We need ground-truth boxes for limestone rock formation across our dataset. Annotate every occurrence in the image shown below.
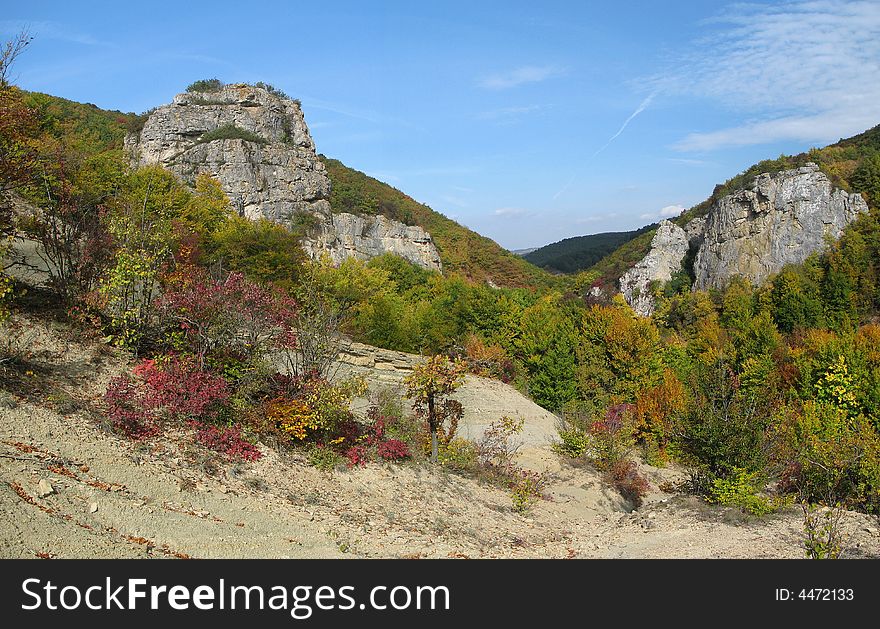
[125,83,442,272]
[619,220,689,317]
[302,213,443,270]
[693,163,867,290]
[619,163,869,316]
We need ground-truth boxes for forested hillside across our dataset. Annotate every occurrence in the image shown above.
[321,157,555,288]
[524,225,655,274]
[587,124,880,289]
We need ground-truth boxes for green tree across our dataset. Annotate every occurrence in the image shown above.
[514,294,577,411]
[101,165,190,347]
[404,355,467,463]
[850,152,880,207]
[210,215,305,290]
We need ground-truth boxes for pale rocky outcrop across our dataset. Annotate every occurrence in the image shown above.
[620,163,869,315]
[693,163,867,290]
[618,220,689,317]
[126,84,442,272]
[303,213,443,270]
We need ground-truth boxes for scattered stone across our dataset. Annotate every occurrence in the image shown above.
[37,479,55,498]
[89,502,98,513]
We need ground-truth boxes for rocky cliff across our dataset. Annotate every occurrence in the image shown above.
[125,83,442,272]
[620,163,869,315]
[619,220,689,316]
[692,163,866,290]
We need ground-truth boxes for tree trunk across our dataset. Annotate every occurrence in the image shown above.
[428,394,438,463]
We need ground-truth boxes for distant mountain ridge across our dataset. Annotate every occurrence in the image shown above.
[522,226,656,274]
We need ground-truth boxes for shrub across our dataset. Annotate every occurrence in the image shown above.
[267,375,366,443]
[195,425,261,461]
[706,467,778,516]
[605,459,650,508]
[459,334,517,383]
[437,438,479,472]
[198,124,267,145]
[377,439,410,461]
[158,268,298,369]
[588,403,636,468]
[553,427,591,458]
[134,355,230,422]
[510,469,546,513]
[345,445,368,468]
[477,416,523,464]
[186,78,224,93]
[103,374,158,440]
[307,444,344,472]
[802,504,846,559]
[253,81,289,99]
[775,400,880,512]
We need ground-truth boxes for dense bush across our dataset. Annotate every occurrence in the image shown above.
[198,124,267,145]
[195,425,262,461]
[186,78,224,93]
[605,459,650,508]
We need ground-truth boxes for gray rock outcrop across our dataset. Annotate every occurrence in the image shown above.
[693,163,867,290]
[619,163,869,315]
[125,83,442,272]
[303,213,443,270]
[619,220,689,316]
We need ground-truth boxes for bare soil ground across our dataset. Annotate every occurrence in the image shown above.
[1,313,878,559]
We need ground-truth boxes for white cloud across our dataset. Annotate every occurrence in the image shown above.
[640,204,684,220]
[478,65,566,90]
[665,157,710,166]
[575,213,619,224]
[658,0,880,151]
[477,104,546,122]
[493,207,529,218]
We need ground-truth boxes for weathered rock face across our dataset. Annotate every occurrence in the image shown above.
[126,84,442,272]
[619,163,869,315]
[619,220,689,316]
[302,213,443,269]
[693,163,867,290]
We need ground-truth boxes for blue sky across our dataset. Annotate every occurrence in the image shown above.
[3,0,880,249]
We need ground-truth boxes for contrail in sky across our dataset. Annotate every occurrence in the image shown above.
[553,91,656,200]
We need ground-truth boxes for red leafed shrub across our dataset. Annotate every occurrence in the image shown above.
[104,374,158,440]
[158,266,298,367]
[195,425,262,461]
[133,355,230,421]
[377,439,410,461]
[345,445,368,468]
[606,459,650,508]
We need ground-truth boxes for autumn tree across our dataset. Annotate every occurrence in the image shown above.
[0,30,36,219]
[404,355,467,463]
[19,147,123,300]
